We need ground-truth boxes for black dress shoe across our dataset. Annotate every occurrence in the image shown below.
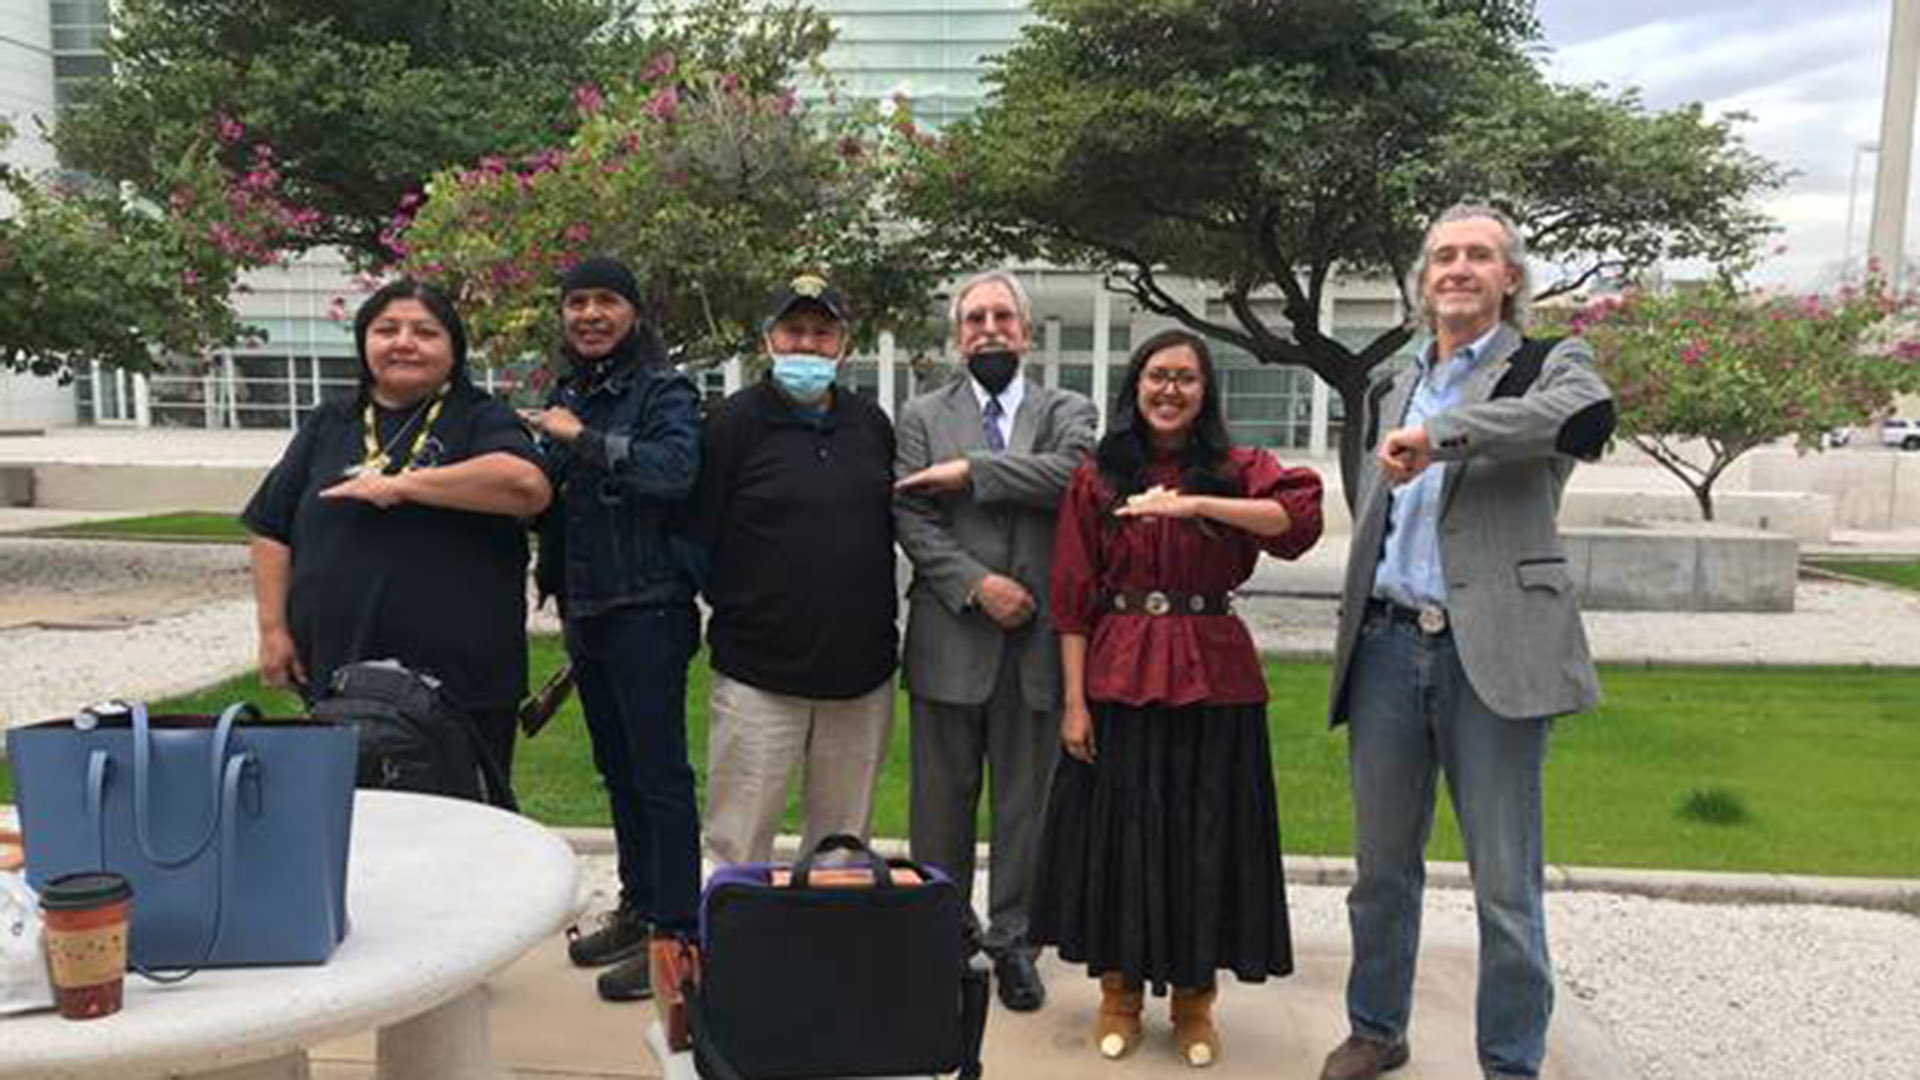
[993,950,1046,1012]
[596,952,655,1002]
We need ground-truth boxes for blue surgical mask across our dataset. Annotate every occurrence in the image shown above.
[770,354,837,403]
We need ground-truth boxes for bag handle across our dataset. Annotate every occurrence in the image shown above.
[129,750,260,985]
[789,833,892,890]
[130,702,256,869]
[82,705,262,984]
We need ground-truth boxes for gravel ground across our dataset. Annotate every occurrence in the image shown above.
[572,854,1920,1080]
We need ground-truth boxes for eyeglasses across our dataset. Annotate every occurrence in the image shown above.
[1141,369,1202,390]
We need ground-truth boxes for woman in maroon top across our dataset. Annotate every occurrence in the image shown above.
[1030,328,1323,1067]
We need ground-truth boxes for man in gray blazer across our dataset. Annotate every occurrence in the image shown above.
[894,269,1098,1012]
[1320,205,1615,1080]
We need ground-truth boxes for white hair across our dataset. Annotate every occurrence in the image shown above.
[947,269,1033,340]
[1407,202,1533,330]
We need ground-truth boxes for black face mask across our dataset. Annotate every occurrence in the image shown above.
[967,349,1020,396]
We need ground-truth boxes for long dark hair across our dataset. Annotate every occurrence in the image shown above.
[352,278,471,406]
[1095,328,1239,507]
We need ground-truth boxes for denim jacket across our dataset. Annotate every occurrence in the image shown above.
[534,350,702,618]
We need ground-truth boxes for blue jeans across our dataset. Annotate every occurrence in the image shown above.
[569,603,702,936]
[1343,610,1552,1079]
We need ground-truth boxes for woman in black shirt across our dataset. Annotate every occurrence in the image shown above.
[243,279,550,775]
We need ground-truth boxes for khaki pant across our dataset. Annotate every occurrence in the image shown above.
[703,673,894,865]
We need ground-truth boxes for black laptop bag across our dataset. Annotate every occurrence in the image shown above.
[685,834,989,1080]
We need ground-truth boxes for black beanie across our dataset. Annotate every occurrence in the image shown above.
[560,255,643,310]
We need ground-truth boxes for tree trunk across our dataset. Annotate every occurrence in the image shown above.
[1691,482,1716,522]
[1335,379,1371,515]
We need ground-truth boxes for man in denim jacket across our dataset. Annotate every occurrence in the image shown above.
[528,256,702,1003]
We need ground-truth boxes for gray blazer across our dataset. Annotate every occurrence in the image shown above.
[1329,324,1615,725]
[894,376,1099,709]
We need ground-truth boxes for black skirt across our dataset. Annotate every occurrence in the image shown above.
[1029,701,1292,991]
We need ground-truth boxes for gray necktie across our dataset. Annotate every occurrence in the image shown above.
[982,396,1006,451]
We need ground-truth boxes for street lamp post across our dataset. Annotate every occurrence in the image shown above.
[1869,0,1920,288]
[1846,142,1880,281]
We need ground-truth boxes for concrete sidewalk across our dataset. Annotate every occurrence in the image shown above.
[309,933,1639,1080]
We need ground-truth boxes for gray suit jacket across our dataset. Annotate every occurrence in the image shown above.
[1329,324,1615,725]
[894,375,1099,709]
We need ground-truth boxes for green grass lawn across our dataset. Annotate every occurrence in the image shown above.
[35,511,248,543]
[5,651,1918,878]
[1806,558,1920,592]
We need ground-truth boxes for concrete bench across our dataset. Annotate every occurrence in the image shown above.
[1559,489,1834,545]
[0,466,32,507]
[1565,524,1797,613]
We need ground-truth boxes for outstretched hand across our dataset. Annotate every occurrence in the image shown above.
[894,458,971,494]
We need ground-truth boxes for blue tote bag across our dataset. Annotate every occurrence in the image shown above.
[7,701,357,972]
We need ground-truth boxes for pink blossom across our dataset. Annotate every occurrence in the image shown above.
[1680,341,1708,366]
[643,86,679,122]
[562,223,592,246]
[398,192,424,211]
[180,268,199,289]
[573,84,605,116]
[642,51,677,82]
[719,72,741,95]
[214,113,245,144]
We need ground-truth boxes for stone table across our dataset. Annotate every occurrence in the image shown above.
[0,790,578,1079]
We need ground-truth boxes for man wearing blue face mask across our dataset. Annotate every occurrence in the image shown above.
[681,273,900,867]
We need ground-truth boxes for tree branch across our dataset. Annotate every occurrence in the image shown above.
[1104,264,1264,358]
[1535,259,1625,304]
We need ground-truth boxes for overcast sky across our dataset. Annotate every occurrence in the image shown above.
[1534,0,1890,289]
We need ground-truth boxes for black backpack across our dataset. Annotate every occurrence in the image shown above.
[310,660,517,812]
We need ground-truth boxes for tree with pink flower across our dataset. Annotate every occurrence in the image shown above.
[1570,278,1920,520]
[0,120,304,375]
[397,51,955,367]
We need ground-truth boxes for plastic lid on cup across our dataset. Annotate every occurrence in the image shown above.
[39,871,133,910]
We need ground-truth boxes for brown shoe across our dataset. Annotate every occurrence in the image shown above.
[1093,972,1144,1059]
[1320,1034,1410,1080]
[1170,985,1219,1068]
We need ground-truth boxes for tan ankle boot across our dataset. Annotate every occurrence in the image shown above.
[1094,972,1144,1059]
[1171,985,1219,1067]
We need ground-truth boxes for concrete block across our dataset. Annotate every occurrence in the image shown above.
[1558,488,1833,544]
[1742,448,1920,530]
[1564,524,1796,613]
[1696,529,1798,612]
[29,462,266,512]
[0,465,31,507]
[1572,527,1696,611]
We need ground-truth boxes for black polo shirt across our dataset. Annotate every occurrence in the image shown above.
[682,378,898,699]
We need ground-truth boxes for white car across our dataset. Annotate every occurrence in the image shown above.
[1884,418,1920,451]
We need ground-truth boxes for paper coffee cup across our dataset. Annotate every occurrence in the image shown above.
[39,872,133,1021]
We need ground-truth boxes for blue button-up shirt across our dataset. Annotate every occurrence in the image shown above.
[1371,326,1500,609]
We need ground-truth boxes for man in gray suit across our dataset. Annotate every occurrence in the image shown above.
[894,269,1098,1012]
[1320,205,1615,1080]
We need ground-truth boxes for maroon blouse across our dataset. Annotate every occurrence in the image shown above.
[1050,447,1324,707]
